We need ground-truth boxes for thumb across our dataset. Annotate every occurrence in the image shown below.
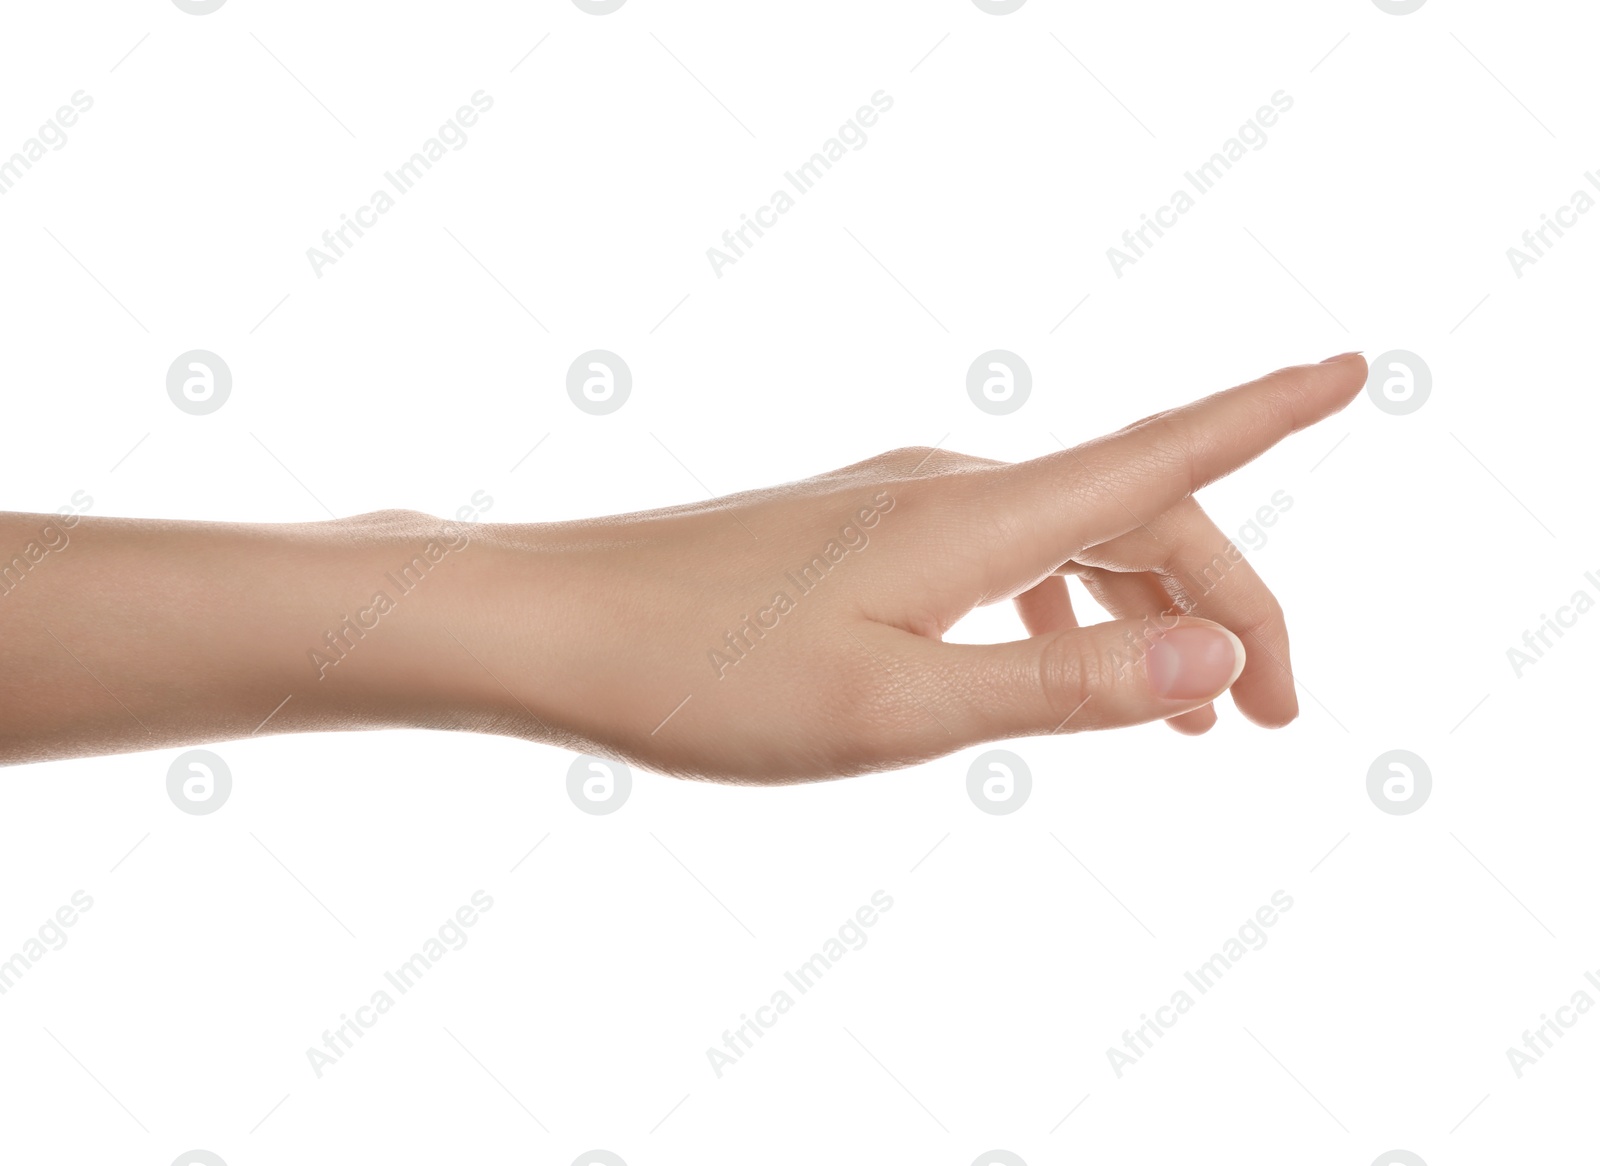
[892,617,1246,745]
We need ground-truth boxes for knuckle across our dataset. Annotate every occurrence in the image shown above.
[1036,630,1113,726]
[1243,595,1287,653]
[1145,412,1201,496]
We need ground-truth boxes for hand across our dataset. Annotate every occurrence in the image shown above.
[461,352,1368,781]
[0,353,1367,781]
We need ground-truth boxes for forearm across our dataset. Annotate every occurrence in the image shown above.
[0,509,543,764]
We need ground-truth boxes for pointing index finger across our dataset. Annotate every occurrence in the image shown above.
[1010,353,1367,557]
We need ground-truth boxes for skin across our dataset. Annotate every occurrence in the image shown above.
[0,353,1367,781]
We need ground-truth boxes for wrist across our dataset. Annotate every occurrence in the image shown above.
[317,510,603,751]
[291,510,522,735]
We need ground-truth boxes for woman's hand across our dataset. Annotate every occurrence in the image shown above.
[456,352,1367,781]
[0,353,1367,781]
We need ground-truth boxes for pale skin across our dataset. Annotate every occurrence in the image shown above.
[0,353,1367,781]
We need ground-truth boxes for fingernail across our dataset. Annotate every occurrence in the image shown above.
[1320,350,1363,362]
[1148,626,1246,701]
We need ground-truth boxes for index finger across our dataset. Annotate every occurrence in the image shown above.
[1004,353,1367,561]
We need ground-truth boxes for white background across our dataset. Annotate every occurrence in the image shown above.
[1,1,1596,1163]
